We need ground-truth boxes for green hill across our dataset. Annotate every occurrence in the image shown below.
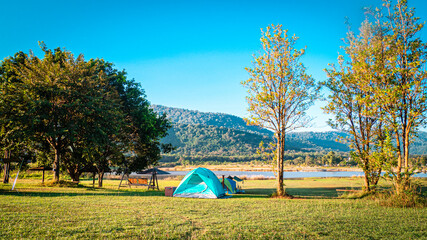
[153,105,427,163]
[152,105,272,136]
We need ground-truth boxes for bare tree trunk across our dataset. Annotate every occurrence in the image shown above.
[3,163,10,184]
[395,131,403,195]
[276,132,285,196]
[363,174,370,192]
[67,168,81,183]
[98,170,104,187]
[53,148,60,182]
[2,150,10,184]
[372,169,381,190]
[403,128,411,191]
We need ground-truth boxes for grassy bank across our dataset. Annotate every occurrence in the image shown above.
[0,178,426,239]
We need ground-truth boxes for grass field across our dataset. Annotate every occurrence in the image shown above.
[0,177,426,239]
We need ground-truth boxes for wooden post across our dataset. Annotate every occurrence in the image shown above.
[222,175,225,189]
[118,171,126,190]
[42,169,45,183]
[148,174,153,190]
[155,171,159,190]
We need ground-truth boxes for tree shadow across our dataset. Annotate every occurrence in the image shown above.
[0,186,361,199]
[0,188,165,197]
[230,187,365,199]
[226,187,276,199]
[286,187,349,199]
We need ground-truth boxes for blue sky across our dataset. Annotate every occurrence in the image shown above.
[1,0,426,131]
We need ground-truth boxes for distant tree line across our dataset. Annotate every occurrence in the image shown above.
[0,43,171,186]
[160,151,359,167]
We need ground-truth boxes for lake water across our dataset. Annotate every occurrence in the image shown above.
[166,170,427,178]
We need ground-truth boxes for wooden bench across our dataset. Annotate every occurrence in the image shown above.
[128,178,148,188]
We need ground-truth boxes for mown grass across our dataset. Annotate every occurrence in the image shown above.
[0,177,426,239]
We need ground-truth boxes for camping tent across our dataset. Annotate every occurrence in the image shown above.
[233,176,245,193]
[221,177,237,194]
[173,168,226,199]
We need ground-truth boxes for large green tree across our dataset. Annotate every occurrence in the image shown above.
[60,59,123,184]
[0,52,31,183]
[16,44,121,182]
[242,24,318,196]
[323,20,389,192]
[375,0,427,193]
[112,73,172,176]
[2,44,172,185]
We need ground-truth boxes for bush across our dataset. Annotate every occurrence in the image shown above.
[371,190,426,208]
[368,180,426,208]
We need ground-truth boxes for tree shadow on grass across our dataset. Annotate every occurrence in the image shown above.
[0,187,165,197]
[286,187,344,199]
[231,187,364,199]
[0,184,368,199]
[230,189,274,199]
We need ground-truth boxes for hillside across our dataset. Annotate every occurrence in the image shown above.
[161,123,271,156]
[153,105,427,161]
[152,105,272,136]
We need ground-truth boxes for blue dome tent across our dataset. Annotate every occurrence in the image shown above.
[173,168,226,199]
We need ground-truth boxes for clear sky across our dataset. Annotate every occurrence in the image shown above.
[1,0,426,131]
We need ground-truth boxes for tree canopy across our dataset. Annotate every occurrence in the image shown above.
[0,43,171,184]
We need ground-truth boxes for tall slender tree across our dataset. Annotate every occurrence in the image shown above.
[242,24,318,196]
[323,20,389,192]
[373,0,427,193]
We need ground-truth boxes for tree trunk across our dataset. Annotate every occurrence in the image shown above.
[276,132,285,196]
[53,148,60,182]
[98,170,104,187]
[403,128,410,191]
[363,174,370,192]
[67,167,81,183]
[395,131,403,195]
[3,162,10,184]
[371,169,381,190]
[2,150,10,184]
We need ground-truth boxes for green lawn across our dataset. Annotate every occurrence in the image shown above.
[0,177,426,239]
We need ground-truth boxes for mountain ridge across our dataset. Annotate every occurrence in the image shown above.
[152,104,427,156]
[152,104,273,136]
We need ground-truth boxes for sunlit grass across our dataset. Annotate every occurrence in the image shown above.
[0,178,426,239]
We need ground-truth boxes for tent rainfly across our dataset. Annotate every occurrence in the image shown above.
[221,177,237,194]
[173,167,226,199]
